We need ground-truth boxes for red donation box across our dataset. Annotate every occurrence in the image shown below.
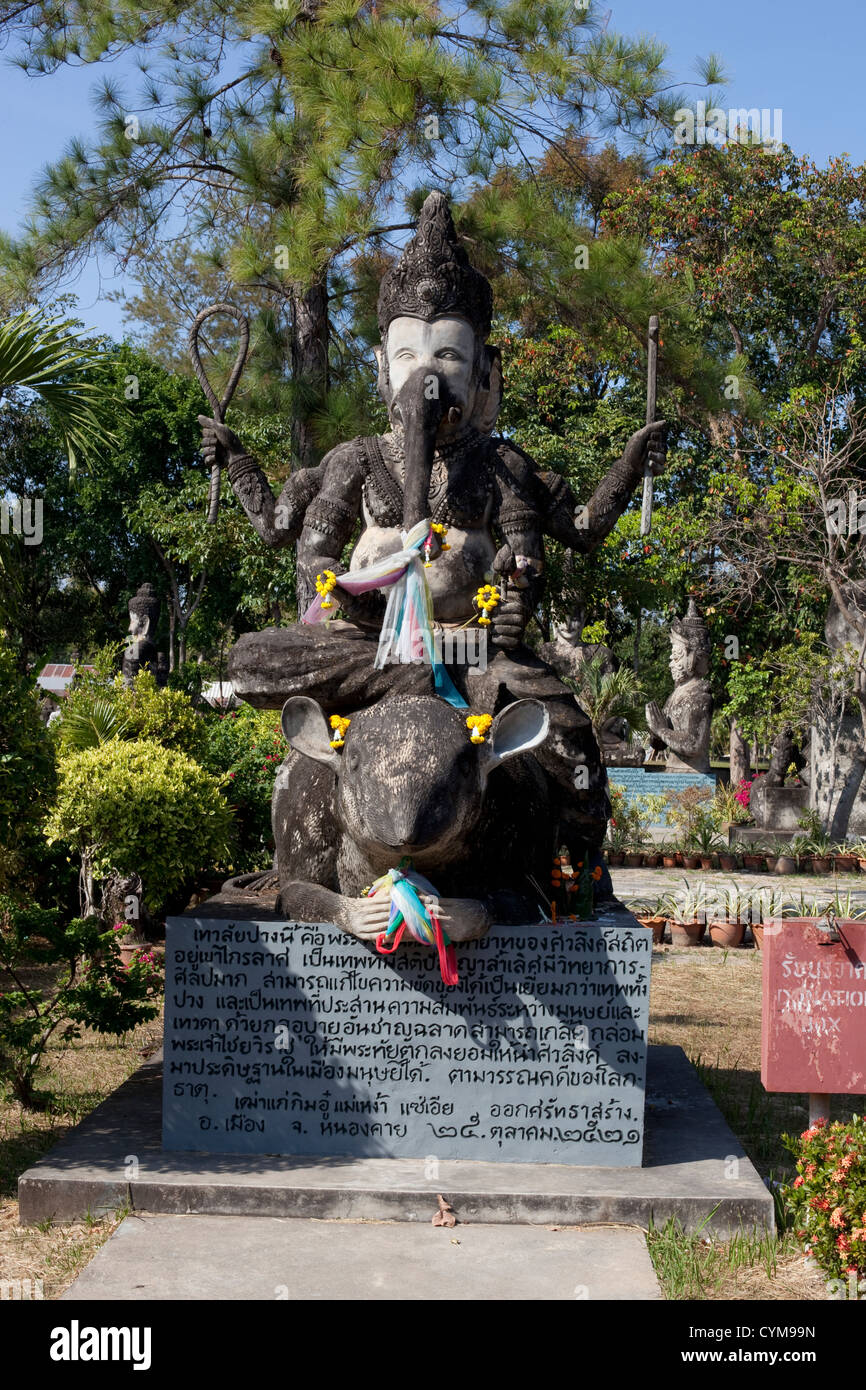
[761,919,866,1095]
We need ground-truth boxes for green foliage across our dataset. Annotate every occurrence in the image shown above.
[562,653,645,756]
[197,706,288,873]
[783,1116,866,1283]
[0,640,56,895]
[722,637,826,743]
[45,739,233,913]
[0,896,162,1109]
[57,670,206,757]
[605,786,666,852]
[0,312,118,470]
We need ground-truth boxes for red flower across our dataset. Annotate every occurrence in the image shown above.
[793,1175,804,1188]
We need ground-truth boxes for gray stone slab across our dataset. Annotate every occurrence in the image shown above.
[18,1045,773,1237]
[61,1214,661,1301]
[163,914,650,1166]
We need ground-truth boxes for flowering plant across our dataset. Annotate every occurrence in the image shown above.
[782,1115,866,1281]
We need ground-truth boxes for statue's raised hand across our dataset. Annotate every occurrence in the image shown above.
[198,415,246,467]
[622,420,667,480]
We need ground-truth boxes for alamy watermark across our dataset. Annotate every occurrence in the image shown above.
[673,101,783,148]
[1,497,43,545]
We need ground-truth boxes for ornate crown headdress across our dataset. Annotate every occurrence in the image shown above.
[377,191,493,339]
[128,583,160,620]
[671,598,710,655]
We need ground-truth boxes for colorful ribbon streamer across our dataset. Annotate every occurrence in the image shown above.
[302,518,467,709]
[366,866,459,987]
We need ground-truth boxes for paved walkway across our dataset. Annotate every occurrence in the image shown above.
[61,1214,661,1301]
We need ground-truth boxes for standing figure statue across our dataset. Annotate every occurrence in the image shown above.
[200,192,667,938]
[121,583,167,688]
[645,599,713,775]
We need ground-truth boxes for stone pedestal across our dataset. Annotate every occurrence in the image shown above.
[162,911,651,1167]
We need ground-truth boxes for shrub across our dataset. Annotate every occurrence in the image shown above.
[45,739,234,913]
[0,641,56,895]
[57,669,205,757]
[197,706,287,872]
[783,1115,866,1282]
[0,895,162,1108]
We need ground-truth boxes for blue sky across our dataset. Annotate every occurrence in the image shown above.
[0,0,862,341]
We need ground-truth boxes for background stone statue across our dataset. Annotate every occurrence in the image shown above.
[645,599,713,775]
[121,583,167,688]
[200,191,668,935]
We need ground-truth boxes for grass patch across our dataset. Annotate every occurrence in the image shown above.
[647,1215,825,1301]
[0,961,162,1299]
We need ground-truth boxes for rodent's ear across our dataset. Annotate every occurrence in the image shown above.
[481,698,549,776]
[281,697,340,771]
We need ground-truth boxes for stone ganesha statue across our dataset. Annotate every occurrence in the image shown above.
[200,191,667,938]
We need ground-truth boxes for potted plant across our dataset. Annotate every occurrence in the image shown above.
[692,817,724,870]
[749,886,790,949]
[741,844,767,871]
[661,879,708,947]
[771,840,799,875]
[660,840,679,870]
[832,842,858,873]
[853,841,866,873]
[624,841,644,868]
[627,896,667,944]
[718,844,739,872]
[707,882,746,948]
[604,789,629,866]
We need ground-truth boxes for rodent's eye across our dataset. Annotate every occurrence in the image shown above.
[456,750,474,780]
[346,751,360,774]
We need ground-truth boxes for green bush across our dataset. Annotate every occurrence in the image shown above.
[198,706,287,872]
[0,641,56,895]
[57,669,205,757]
[45,739,234,913]
[0,895,162,1108]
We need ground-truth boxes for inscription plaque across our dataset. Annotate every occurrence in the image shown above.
[163,917,651,1166]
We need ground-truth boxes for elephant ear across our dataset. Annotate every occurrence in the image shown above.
[281,697,340,770]
[480,698,549,778]
[469,346,502,435]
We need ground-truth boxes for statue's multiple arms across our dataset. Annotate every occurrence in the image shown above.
[539,421,667,553]
[199,416,323,547]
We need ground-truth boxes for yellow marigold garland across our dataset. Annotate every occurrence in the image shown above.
[329,715,351,748]
[315,570,338,609]
[466,713,493,744]
[474,583,500,626]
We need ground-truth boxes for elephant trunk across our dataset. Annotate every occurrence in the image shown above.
[392,366,461,532]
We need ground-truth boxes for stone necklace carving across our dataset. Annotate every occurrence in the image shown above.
[363,430,495,529]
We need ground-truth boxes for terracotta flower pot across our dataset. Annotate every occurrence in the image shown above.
[811,857,831,873]
[668,920,705,947]
[682,854,701,870]
[638,915,666,944]
[708,919,746,948]
[607,852,625,866]
[624,852,643,867]
[719,855,738,871]
[764,855,778,873]
[774,855,797,875]
[662,855,677,869]
[859,858,866,873]
[751,924,765,950]
[743,854,765,870]
[699,855,713,870]
[643,852,662,868]
[834,855,857,872]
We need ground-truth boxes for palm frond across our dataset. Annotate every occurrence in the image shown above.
[57,698,130,750]
[0,312,119,468]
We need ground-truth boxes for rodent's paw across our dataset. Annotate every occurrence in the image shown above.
[341,894,392,941]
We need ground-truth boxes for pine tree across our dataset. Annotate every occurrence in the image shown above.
[0,0,723,464]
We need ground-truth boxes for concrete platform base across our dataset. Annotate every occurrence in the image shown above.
[61,1214,662,1301]
[19,1045,773,1237]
